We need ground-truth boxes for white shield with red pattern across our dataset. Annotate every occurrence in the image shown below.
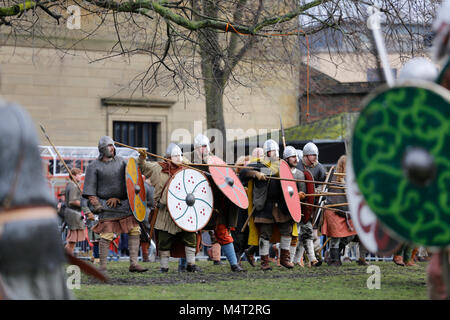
[167,168,214,232]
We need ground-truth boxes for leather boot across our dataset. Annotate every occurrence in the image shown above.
[141,242,150,262]
[280,249,294,269]
[244,248,256,267]
[260,255,272,271]
[128,235,148,272]
[393,255,405,266]
[231,264,246,272]
[99,238,110,272]
[357,244,369,265]
[328,248,342,266]
[411,248,419,262]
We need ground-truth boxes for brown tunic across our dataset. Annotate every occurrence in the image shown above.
[138,159,182,235]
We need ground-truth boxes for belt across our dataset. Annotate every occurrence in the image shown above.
[0,206,56,226]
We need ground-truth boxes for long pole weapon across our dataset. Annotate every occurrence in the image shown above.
[280,115,286,149]
[115,141,347,187]
[40,125,82,194]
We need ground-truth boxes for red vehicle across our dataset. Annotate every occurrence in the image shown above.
[39,146,140,201]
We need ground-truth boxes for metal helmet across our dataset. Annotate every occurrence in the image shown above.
[263,139,279,154]
[251,147,264,159]
[398,57,438,82]
[194,134,210,152]
[165,143,182,158]
[98,136,115,159]
[283,146,298,161]
[297,149,303,159]
[303,142,319,156]
[432,0,450,61]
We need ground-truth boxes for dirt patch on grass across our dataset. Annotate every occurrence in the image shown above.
[86,266,368,286]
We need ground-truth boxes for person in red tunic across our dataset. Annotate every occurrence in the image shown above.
[321,155,369,266]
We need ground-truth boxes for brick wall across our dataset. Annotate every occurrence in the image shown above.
[298,64,380,123]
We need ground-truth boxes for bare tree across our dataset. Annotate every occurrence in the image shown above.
[0,0,439,142]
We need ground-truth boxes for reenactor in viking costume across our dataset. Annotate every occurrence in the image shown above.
[428,1,450,299]
[282,146,307,265]
[137,143,202,272]
[297,142,326,184]
[294,142,325,267]
[0,102,72,299]
[184,134,245,272]
[239,139,295,270]
[392,57,440,269]
[64,167,93,254]
[241,148,264,267]
[82,136,148,273]
[321,155,369,266]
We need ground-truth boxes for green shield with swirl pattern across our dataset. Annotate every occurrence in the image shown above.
[351,83,450,248]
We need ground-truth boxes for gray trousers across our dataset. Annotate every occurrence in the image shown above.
[257,222,293,240]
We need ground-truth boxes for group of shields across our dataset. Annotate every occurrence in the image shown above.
[124,60,450,269]
[125,155,309,233]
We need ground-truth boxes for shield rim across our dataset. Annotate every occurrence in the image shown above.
[207,155,249,209]
[166,168,214,232]
[279,159,302,223]
[126,157,147,222]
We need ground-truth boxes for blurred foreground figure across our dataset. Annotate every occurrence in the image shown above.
[0,101,72,299]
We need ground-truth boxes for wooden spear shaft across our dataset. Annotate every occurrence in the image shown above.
[319,237,331,253]
[300,202,348,215]
[324,202,349,208]
[113,141,207,175]
[304,193,347,197]
[115,142,348,187]
[40,125,82,193]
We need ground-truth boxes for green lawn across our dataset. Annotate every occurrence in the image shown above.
[72,260,429,300]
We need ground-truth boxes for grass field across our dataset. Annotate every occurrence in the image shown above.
[73,259,429,300]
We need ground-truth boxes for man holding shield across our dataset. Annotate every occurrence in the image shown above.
[138,143,201,273]
[239,139,296,270]
[82,136,148,273]
[183,134,246,272]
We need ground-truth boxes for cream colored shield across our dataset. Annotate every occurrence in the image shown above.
[167,168,214,232]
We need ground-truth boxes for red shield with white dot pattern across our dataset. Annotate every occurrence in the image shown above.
[166,168,214,232]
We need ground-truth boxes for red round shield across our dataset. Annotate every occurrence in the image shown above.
[207,155,248,209]
[279,160,301,223]
[301,170,315,224]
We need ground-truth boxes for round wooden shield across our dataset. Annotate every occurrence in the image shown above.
[279,160,301,223]
[167,168,214,232]
[437,58,450,90]
[126,157,147,222]
[347,158,402,256]
[351,83,450,248]
[207,155,249,209]
[301,170,315,224]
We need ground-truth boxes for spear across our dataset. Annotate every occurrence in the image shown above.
[280,115,286,149]
[324,202,349,208]
[304,192,347,197]
[300,201,348,215]
[40,125,82,194]
[115,142,347,187]
[113,141,208,175]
